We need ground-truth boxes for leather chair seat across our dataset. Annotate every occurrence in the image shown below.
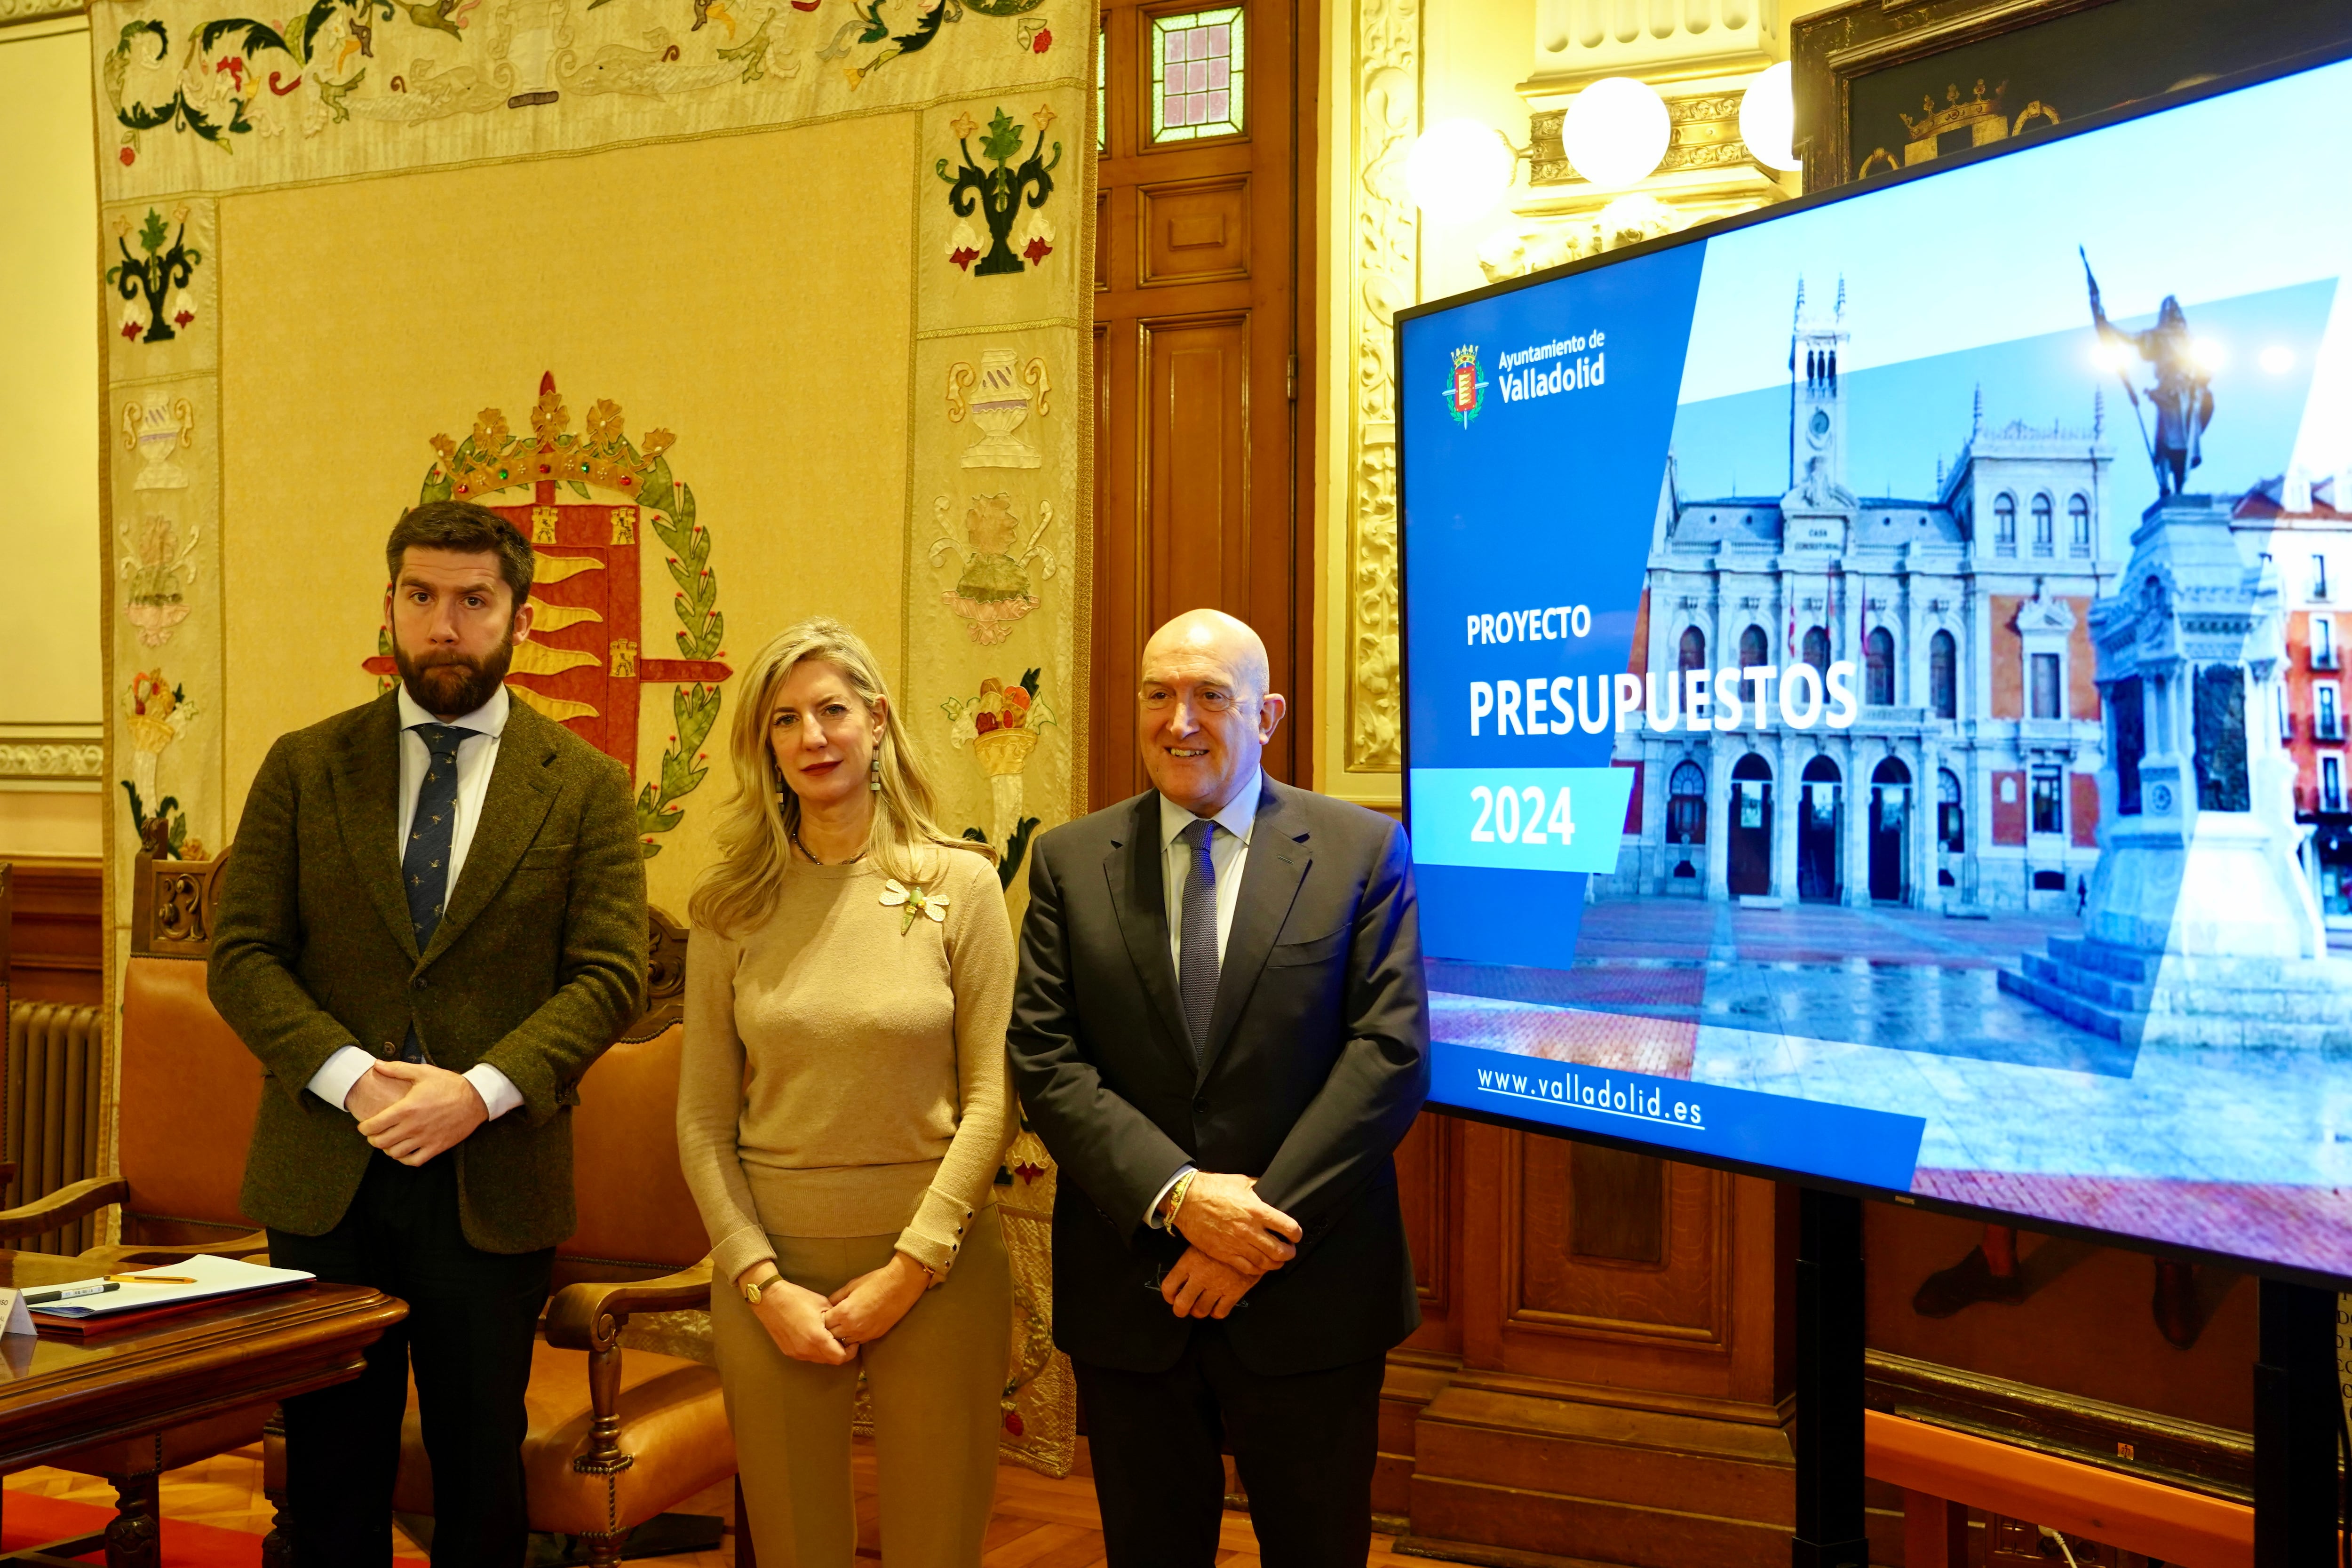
[391,1337,734,1536]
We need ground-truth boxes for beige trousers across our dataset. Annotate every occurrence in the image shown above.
[711,1206,1010,1568]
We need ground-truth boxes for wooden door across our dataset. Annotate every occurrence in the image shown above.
[1090,0,1312,809]
[1381,1117,1796,1561]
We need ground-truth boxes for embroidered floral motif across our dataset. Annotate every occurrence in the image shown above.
[121,670,202,860]
[101,9,369,154]
[106,208,201,346]
[99,0,818,159]
[122,513,201,647]
[930,491,1056,643]
[945,669,1055,888]
[936,105,1060,277]
[879,877,950,932]
[817,0,963,87]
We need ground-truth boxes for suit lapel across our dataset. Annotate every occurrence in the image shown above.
[1103,793,1194,1071]
[1198,780,1311,1083]
[419,700,559,969]
[332,692,420,965]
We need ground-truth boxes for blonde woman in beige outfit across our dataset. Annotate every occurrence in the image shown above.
[679,617,1016,1568]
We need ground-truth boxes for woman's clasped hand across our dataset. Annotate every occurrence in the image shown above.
[741,1270,854,1364]
[821,1251,932,1346]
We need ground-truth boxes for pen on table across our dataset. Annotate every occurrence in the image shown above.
[107,1274,198,1284]
[24,1282,120,1305]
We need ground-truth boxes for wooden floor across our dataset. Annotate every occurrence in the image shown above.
[5,1443,1428,1567]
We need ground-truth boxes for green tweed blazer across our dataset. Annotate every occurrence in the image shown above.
[208,691,648,1254]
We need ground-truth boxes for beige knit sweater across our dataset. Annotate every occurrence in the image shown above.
[677,844,1015,1285]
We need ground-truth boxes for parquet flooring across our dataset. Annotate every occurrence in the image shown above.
[3,1442,1429,1568]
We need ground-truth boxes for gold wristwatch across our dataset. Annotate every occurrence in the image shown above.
[741,1274,779,1305]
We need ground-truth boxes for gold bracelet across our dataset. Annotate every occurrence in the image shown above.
[1165,1170,1196,1229]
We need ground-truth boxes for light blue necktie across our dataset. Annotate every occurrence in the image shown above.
[1177,819,1220,1066]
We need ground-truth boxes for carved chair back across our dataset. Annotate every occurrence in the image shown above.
[122,852,256,1247]
[556,906,705,1289]
[117,850,697,1266]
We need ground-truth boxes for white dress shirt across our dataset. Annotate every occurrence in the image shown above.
[1145,768,1264,1225]
[304,684,524,1122]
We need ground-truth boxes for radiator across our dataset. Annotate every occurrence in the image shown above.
[5,1001,105,1255]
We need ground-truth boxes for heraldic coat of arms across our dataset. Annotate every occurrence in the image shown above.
[363,373,733,856]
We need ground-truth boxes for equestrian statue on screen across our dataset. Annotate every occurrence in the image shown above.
[2082,247,2215,498]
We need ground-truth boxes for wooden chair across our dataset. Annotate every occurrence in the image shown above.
[0,853,275,1566]
[0,852,743,1568]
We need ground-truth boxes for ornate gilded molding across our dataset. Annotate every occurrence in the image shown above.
[1345,0,1416,773]
[0,725,104,785]
[1530,93,1762,186]
[1522,0,1774,97]
[0,0,86,27]
[1474,194,1693,284]
[1494,72,1789,286]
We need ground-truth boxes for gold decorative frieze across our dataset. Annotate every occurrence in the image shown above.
[1524,0,1775,95]
[0,724,106,788]
[1343,0,1417,773]
[0,0,85,28]
[1530,93,1760,187]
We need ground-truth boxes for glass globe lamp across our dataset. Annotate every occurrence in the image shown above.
[1739,62,1803,174]
[1561,77,1670,191]
[1406,119,1518,224]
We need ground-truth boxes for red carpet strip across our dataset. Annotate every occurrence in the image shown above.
[0,1488,426,1567]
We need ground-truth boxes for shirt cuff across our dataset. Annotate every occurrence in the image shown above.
[1144,1164,1196,1230]
[462,1064,524,1122]
[306,1046,376,1112]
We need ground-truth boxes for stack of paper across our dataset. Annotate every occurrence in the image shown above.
[27,1252,315,1334]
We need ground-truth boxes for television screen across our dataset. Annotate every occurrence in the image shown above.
[1397,51,2352,1282]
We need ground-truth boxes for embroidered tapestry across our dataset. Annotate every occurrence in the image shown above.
[94,0,1094,1474]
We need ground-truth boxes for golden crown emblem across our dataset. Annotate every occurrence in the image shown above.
[428,378,677,502]
[1899,79,2007,144]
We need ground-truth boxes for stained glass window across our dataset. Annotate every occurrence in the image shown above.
[1150,7,1244,143]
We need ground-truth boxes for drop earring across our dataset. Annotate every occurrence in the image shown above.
[869,749,882,793]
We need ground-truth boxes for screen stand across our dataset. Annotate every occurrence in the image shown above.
[2254,1276,2337,1566]
[1792,1187,1870,1568]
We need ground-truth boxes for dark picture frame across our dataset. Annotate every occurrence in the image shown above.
[1790,0,2352,196]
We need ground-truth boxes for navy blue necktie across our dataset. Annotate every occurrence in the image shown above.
[1177,819,1220,1065]
[400,723,474,1061]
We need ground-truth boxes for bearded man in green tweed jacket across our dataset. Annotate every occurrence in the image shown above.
[209,500,646,1568]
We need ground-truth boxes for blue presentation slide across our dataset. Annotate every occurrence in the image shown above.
[1398,55,2352,1278]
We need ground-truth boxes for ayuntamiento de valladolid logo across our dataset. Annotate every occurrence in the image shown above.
[1446,334,1611,431]
[1446,344,1486,429]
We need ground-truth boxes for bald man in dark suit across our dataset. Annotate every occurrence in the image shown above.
[1009,609,1429,1568]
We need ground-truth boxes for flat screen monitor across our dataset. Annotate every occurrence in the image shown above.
[1397,48,2352,1284]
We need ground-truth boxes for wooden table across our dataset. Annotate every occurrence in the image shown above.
[0,1250,406,1567]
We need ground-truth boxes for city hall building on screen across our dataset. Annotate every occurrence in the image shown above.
[1604,288,2115,913]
